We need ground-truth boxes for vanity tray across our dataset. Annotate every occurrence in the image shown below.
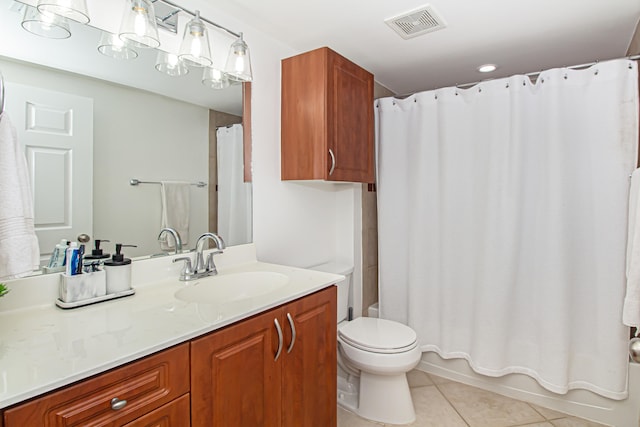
[55,289,135,309]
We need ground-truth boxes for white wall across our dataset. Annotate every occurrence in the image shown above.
[0,58,209,258]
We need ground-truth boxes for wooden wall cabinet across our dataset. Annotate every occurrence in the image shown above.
[191,286,337,427]
[281,47,375,183]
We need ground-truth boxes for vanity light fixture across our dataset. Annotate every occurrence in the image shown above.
[178,11,212,67]
[224,33,253,82]
[119,0,161,49]
[98,32,138,60]
[36,0,89,24]
[202,67,230,89]
[21,5,71,39]
[155,51,189,76]
[478,64,497,73]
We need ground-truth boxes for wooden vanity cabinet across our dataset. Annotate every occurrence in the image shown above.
[281,47,375,183]
[2,286,336,427]
[3,343,190,426]
[191,286,337,427]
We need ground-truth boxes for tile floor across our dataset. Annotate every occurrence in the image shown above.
[337,370,607,427]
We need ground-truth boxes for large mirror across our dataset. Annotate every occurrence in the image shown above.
[0,0,252,271]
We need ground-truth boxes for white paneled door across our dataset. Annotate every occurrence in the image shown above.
[4,82,93,263]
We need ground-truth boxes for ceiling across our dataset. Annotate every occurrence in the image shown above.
[209,0,640,95]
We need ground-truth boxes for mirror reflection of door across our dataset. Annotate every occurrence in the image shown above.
[5,82,93,264]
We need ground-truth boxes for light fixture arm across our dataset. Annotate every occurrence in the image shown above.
[158,0,241,39]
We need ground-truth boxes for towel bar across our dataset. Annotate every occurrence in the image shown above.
[129,178,207,188]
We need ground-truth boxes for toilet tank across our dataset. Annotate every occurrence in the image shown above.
[309,261,353,323]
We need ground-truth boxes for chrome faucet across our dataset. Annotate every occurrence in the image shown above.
[194,232,225,275]
[173,232,225,281]
[158,227,182,254]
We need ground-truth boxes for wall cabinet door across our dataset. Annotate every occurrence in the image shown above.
[281,47,374,183]
[191,286,337,427]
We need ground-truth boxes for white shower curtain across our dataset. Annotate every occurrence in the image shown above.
[375,59,638,399]
[217,124,252,246]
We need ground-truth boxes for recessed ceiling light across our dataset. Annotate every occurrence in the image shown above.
[478,64,497,73]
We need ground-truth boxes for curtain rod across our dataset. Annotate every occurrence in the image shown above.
[396,55,640,96]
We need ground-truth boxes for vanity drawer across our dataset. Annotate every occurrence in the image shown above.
[4,343,190,426]
[123,393,190,427]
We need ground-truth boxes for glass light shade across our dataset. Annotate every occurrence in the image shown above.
[21,6,71,39]
[37,0,89,24]
[98,32,138,60]
[202,67,230,89]
[155,51,189,77]
[178,11,212,67]
[224,33,253,82]
[119,0,160,49]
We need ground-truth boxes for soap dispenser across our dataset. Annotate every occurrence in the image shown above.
[84,239,111,260]
[104,244,136,294]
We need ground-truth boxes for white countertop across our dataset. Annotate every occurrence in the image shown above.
[0,244,343,409]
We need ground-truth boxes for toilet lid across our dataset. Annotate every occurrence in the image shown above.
[338,317,417,354]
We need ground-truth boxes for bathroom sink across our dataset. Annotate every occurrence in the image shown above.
[174,271,290,304]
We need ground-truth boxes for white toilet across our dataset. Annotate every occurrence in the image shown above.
[311,262,421,425]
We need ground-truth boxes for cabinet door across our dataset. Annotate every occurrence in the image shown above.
[123,394,190,427]
[191,308,282,427]
[281,47,374,183]
[326,51,374,183]
[281,287,337,427]
[4,344,190,427]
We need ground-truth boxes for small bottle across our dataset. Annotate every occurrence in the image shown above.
[104,244,136,294]
[65,242,79,276]
[47,239,68,268]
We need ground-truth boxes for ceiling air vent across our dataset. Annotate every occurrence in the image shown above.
[385,5,446,40]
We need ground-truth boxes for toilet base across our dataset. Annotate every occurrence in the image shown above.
[337,374,359,413]
[357,371,416,425]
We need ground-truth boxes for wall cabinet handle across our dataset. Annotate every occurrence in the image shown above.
[274,318,283,361]
[328,148,336,176]
[110,397,127,411]
[286,313,296,353]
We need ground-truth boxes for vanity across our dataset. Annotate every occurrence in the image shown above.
[0,244,340,426]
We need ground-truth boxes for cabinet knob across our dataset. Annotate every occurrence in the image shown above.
[110,397,128,411]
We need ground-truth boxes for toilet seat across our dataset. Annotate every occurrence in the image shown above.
[338,317,417,354]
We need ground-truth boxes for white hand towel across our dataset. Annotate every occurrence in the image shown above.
[0,113,40,279]
[624,168,640,328]
[159,181,190,251]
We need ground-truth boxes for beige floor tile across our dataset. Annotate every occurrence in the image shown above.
[437,382,545,427]
[515,423,554,427]
[428,373,453,385]
[530,404,569,420]
[407,369,434,388]
[337,406,384,427]
[406,385,468,427]
[549,417,608,427]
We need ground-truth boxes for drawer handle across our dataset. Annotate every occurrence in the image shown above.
[274,318,283,361]
[328,148,336,176]
[110,397,128,411]
[286,312,296,353]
